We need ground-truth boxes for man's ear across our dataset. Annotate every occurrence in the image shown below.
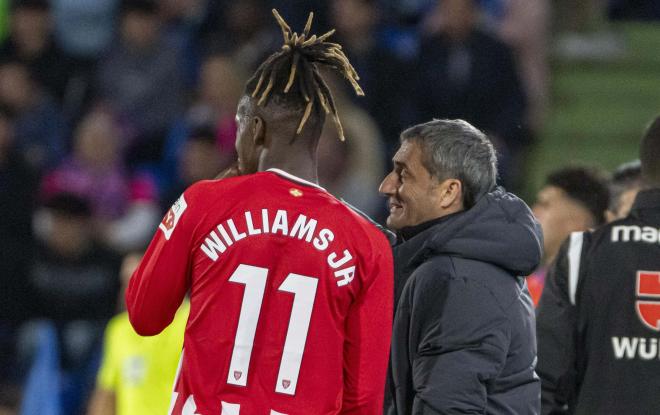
[252,116,266,148]
[439,178,463,209]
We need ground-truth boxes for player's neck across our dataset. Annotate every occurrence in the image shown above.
[260,153,319,185]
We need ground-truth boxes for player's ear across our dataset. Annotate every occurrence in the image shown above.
[252,115,266,148]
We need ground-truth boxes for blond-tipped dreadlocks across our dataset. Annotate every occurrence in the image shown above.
[248,9,364,142]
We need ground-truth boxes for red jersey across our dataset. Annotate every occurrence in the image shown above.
[126,169,393,415]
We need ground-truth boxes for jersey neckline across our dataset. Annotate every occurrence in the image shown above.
[266,168,327,192]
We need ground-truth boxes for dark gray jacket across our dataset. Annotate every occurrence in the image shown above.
[387,188,542,414]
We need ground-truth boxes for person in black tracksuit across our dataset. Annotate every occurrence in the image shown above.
[380,119,541,414]
[537,116,660,415]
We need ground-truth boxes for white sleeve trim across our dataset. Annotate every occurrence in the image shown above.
[568,232,584,305]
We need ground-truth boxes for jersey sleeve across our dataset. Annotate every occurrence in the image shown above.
[126,188,197,336]
[341,232,394,414]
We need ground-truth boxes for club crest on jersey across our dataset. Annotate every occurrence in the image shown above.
[289,188,303,197]
[159,194,188,240]
[282,379,291,389]
[635,271,660,331]
[233,371,242,380]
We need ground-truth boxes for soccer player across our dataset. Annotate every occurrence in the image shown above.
[126,10,393,415]
[536,116,660,414]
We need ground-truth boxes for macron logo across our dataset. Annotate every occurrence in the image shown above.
[159,195,188,240]
[611,225,660,244]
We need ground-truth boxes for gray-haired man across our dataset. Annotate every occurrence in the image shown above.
[381,119,542,414]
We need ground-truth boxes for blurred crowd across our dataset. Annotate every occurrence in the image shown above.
[0,0,656,413]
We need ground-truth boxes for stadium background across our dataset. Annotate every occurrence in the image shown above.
[0,0,659,413]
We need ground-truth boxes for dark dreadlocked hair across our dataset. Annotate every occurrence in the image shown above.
[245,9,364,142]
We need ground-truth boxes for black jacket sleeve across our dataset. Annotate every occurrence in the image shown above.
[536,234,588,415]
[410,261,511,414]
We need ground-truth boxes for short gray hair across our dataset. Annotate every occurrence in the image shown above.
[401,119,498,208]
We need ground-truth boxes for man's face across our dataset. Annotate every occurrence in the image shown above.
[532,185,594,264]
[379,140,446,230]
[234,96,260,175]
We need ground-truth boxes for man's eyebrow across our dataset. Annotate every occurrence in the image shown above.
[393,160,408,169]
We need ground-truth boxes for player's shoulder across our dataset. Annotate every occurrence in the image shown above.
[181,173,275,205]
[335,199,396,246]
[589,215,647,247]
[186,173,264,194]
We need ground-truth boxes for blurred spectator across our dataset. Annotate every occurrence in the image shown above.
[161,125,227,209]
[29,192,120,324]
[40,108,160,253]
[158,0,209,86]
[606,159,643,223]
[0,104,37,410]
[201,0,278,70]
[414,0,528,188]
[0,0,73,103]
[498,0,550,134]
[0,59,66,172]
[159,52,244,192]
[51,0,118,60]
[87,252,188,415]
[51,0,120,121]
[330,0,408,153]
[527,167,609,305]
[317,72,386,218]
[96,0,185,167]
[26,192,120,413]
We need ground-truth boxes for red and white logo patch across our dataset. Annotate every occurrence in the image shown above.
[636,270,660,331]
[159,194,188,240]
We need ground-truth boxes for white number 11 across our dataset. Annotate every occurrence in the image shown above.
[226,264,318,395]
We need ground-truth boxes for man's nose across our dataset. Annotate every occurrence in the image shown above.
[379,171,396,196]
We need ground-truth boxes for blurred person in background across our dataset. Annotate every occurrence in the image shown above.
[0,105,37,412]
[527,167,609,305]
[0,58,66,172]
[0,0,73,103]
[414,0,528,189]
[159,51,244,193]
[606,159,643,223]
[204,0,278,70]
[329,0,408,154]
[96,0,185,168]
[51,0,120,121]
[51,0,118,61]
[161,125,227,210]
[536,117,660,414]
[40,108,160,254]
[497,0,550,135]
[158,0,209,86]
[26,192,121,414]
[87,252,188,415]
[317,71,386,219]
